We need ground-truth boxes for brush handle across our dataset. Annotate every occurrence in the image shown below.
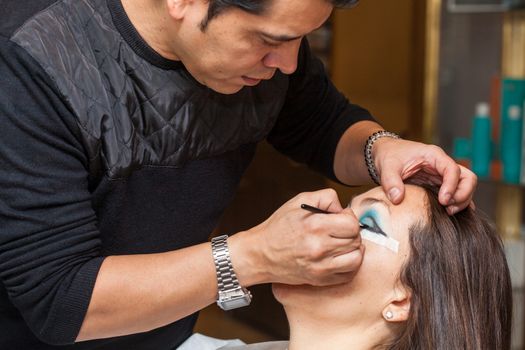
[300,204,369,230]
[300,203,330,214]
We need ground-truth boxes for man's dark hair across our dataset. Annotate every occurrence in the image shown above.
[200,0,359,30]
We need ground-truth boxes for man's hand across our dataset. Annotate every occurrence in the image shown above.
[373,137,477,215]
[229,189,364,287]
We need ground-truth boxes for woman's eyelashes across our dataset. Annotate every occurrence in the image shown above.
[359,212,387,237]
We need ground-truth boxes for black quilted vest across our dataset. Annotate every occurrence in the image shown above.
[11,0,289,181]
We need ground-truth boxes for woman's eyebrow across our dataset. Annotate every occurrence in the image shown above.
[357,197,392,214]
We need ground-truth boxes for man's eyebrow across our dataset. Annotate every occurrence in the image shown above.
[259,23,325,43]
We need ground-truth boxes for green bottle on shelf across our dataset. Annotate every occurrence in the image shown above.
[502,105,522,184]
[471,102,491,179]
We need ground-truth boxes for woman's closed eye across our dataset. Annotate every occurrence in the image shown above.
[360,215,387,237]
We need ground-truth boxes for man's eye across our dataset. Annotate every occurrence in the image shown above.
[360,216,387,236]
[262,39,280,47]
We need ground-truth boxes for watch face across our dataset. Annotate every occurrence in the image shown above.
[219,293,252,310]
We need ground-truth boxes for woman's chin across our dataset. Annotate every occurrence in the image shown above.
[271,283,307,304]
[270,283,289,303]
[271,282,336,304]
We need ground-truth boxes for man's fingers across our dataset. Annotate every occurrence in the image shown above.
[327,207,361,239]
[379,164,405,204]
[329,244,365,274]
[420,145,474,210]
[301,206,361,240]
[453,165,477,204]
[307,245,364,286]
[324,236,362,257]
[370,138,477,217]
[260,189,368,286]
[299,232,361,265]
[428,149,461,206]
[445,165,477,215]
[298,188,344,213]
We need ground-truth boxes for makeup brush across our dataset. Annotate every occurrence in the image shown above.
[300,203,370,230]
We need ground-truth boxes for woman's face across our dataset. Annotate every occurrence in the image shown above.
[272,185,428,327]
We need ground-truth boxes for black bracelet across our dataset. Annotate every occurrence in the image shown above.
[364,130,400,185]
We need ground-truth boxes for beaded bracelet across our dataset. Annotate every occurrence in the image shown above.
[364,130,400,185]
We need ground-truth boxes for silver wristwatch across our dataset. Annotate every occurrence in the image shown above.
[211,235,252,310]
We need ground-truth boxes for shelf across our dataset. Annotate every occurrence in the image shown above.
[478,178,525,189]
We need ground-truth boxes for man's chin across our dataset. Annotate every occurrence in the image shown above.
[206,81,245,95]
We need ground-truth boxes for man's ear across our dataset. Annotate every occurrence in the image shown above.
[167,0,191,20]
[382,286,411,323]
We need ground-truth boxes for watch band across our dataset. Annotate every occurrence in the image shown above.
[211,234,240,292]
[211,235,252,310]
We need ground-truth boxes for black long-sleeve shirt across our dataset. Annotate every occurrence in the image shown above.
[0,0,375,348]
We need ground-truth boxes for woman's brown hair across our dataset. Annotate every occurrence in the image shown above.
[388,184,513,350]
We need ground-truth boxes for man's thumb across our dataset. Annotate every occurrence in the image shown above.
[380,169,405,204]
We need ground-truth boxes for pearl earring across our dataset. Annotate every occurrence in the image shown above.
[385,311,394,320]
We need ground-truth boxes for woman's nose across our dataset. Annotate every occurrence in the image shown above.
[262,40,302,75]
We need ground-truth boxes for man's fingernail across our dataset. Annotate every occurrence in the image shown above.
[448,206,459,215]
[388,188,400,202]
[443,193,452,204]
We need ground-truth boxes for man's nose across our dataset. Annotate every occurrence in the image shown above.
[262,39,302,75]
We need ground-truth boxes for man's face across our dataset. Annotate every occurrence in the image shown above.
[171,0,334,94]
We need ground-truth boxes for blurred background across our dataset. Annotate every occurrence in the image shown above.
[195,1,525,349]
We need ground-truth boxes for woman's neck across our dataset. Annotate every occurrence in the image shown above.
[287,313,389,350]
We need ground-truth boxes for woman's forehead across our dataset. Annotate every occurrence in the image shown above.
[354,185,427,206]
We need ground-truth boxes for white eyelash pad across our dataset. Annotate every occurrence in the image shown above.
[360,230,399,253]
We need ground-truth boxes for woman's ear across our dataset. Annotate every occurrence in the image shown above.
[382,287,411,323]
[167,0,191,20]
